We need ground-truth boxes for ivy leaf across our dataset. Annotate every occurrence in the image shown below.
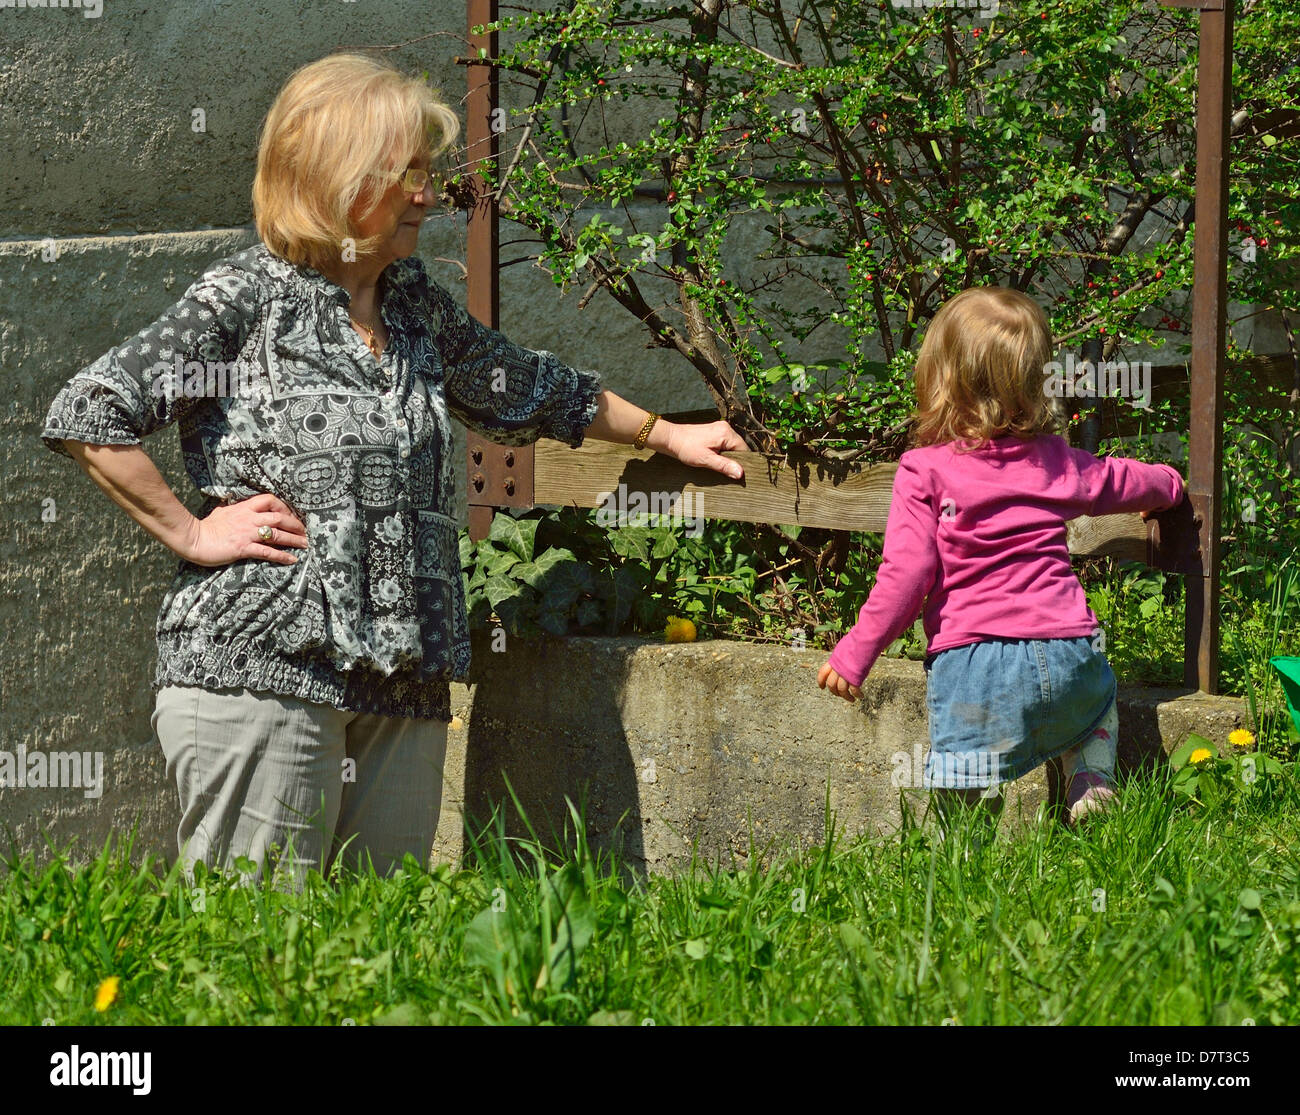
[532,545,579,576]
[610,527,653,561]
[602,566,642,632]
[489,515,539,562]
[651,530,680,559]
[486,575,525,609]
[536,606,570,637]
[486,550,522,578]
[542,559,594,611]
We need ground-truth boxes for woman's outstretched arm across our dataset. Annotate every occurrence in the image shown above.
[584,389,746,481]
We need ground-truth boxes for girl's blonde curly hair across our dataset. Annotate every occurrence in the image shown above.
[910,286,1064,451]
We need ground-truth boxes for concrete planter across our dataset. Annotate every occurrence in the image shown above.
[0,629,1248,877]
[437,631,1250,876]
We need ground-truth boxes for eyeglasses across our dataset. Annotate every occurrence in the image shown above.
[375,167,446,197]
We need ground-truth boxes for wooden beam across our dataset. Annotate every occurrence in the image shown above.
[533,439,1191,566]
[536,441,894,533]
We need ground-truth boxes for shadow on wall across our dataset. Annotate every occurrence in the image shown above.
[461,630,645,884]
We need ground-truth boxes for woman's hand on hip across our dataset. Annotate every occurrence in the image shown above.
[181,493,309,567]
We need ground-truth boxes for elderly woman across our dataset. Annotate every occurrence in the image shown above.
[42,52,745,887]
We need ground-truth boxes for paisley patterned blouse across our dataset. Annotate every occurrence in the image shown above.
[41,242,602,721]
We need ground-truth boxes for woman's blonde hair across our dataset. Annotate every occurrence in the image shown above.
[253,52,461,272]
[910,286,1062,450]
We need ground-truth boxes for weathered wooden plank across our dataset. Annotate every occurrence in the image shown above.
[534,439,1157,561]
[1064,515,1150,563]
[535,441,895,532]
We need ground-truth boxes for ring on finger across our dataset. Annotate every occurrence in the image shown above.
[257,525,274,542]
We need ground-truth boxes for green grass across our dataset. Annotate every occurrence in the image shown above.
[4,763,1300,1027]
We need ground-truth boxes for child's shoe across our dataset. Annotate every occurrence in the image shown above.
[1066,771,1117,827]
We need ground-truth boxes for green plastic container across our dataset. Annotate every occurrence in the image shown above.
[1270,656,1300,734]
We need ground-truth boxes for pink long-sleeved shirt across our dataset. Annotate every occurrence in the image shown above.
[825,434,1186,687]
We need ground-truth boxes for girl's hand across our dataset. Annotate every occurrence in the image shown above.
[181,493,309,567]
[818,661,863,703]
[663,420,746,480]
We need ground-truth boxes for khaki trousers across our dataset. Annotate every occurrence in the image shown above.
[152,685,448,887]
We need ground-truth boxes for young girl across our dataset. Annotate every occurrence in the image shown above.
[817,286,1186,827]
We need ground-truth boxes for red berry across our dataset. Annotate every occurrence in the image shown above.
[1155,270,1164,279]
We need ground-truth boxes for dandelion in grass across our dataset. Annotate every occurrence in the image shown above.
[1229,729,1256,750]
[94,976,120,1012]
[1189,747,1214,766]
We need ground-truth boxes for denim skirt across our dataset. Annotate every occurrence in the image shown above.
[922,636,1117,790]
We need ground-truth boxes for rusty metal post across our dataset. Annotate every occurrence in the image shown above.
[1160,0,1234,693]
[465,0,534,541]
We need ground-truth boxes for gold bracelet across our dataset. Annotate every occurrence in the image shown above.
[633,412,660,451]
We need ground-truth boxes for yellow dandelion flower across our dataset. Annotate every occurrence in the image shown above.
[665,616,696,643]
[1229,729,1255,750]
[94,976,120,1012]
[1189,747,1214,765]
